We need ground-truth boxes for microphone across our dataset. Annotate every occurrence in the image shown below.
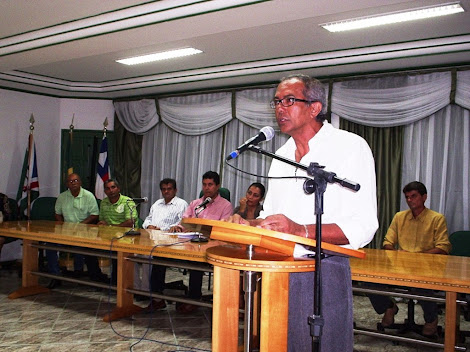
[195,197,212,211]
[226,126,275,161]
[130,197,148,204]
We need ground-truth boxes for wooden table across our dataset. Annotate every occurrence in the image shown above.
[351,248,470,352]
[2,221,469,351]
[0,220,222,321]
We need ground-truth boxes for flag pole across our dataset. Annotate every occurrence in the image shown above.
[94,118,110,200]
[67,114,75,176]
[103,116,108,136]
[27,114,35,219]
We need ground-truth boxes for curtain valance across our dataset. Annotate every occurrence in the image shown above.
[331,71,452,127]
[456,70,470,110]
[158,92,232,135]
[113,99,159,134]
[115,69,469,132]
[235,88,279,130]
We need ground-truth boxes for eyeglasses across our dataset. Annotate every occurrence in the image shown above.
[68,179,80,184]
[270,97,315,109]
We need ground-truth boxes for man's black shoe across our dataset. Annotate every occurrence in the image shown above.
[47,279,62,289]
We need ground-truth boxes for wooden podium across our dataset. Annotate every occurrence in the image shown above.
[183,218,365,352]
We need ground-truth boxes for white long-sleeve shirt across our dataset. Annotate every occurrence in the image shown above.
[260,121,378,250]
[142,196,188,231]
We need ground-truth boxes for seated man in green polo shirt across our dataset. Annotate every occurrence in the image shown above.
[97,178,137,283]
[47,173,107,288]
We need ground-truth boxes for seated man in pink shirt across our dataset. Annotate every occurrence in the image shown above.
[171,171,233,313]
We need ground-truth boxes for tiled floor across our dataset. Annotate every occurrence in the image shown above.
[1,262,469,352]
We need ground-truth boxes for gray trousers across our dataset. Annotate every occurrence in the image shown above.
[288,256,353,352]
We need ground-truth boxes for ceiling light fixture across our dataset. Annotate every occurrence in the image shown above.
[320,2,464,32]
[116,48,203,65]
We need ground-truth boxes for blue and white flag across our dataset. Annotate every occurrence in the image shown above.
[95,135,110,200]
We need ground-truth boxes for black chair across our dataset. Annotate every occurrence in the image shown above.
[6,197,19,221]
[0,197,21,274]
[30,197,57,220]
[198,187,231,202]
[30,197,57,271]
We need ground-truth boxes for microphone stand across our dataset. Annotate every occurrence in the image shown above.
[191,202,209,242]
[125,200,141,236]
[247,145,359,352]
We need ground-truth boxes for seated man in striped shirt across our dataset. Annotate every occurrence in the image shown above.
[142,178,188,310]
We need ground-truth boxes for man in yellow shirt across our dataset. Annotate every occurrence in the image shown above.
[370,181,451,336]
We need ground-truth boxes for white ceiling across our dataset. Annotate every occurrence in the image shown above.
[0,0,469,99]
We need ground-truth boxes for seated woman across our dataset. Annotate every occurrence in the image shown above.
[233,182,265,220]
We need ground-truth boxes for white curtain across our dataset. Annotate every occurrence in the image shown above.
[158,92,232,135]
[140,123,223,216]
[456,70,470,110]
[402,105,469,233]
[331,70,469,234]
[113,99,159,134]
[224,87,288,203]
[235,88,279,129]
[331,72,451,127]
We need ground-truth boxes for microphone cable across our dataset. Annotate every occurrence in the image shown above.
[225,159,313,183]
[106,233,210,352]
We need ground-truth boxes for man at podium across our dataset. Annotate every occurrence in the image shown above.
[229,74,378,351]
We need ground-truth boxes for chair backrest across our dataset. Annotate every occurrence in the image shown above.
[30,197,57,221]
[199,188,230,202]
[7,198,18,221]
[449,231,470,257]
[0,196,19,221]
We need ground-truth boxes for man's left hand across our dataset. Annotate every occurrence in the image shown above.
[258,214,302,236]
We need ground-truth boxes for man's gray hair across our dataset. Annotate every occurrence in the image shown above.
[280,74,327,122]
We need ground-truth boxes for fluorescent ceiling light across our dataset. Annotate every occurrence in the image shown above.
[321,2,464,32]
[116,47,203,65]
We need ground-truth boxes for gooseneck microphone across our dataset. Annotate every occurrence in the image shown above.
[131,197,148,204]
[226,126,275,161]
[195,197,212,211]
